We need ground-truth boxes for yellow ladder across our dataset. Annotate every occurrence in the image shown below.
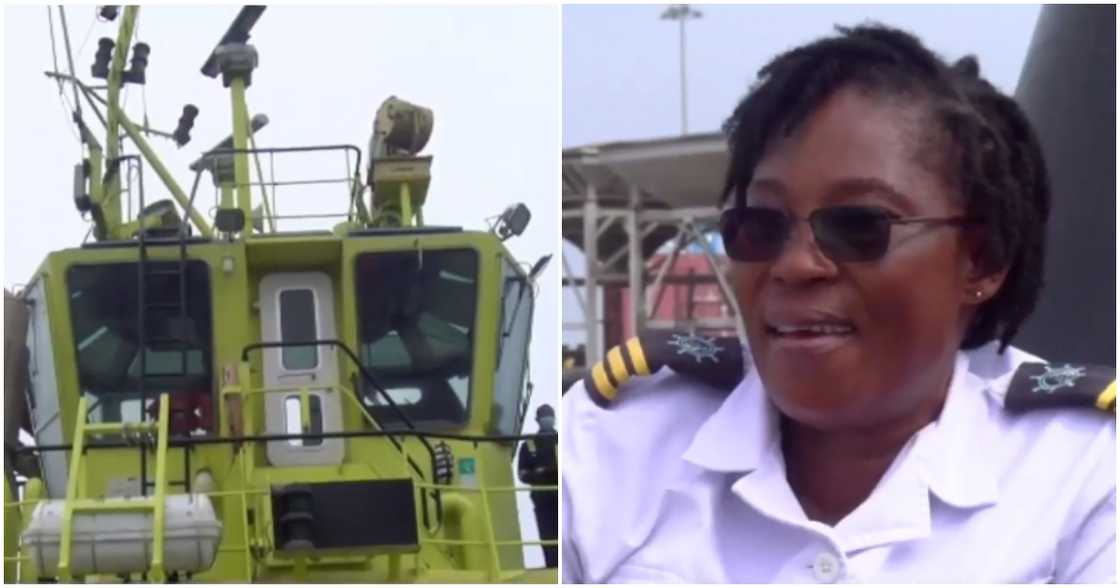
[57,393,172,582]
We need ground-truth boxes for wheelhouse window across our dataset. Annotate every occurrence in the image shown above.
[492,257,533,436]
[67,261,213,432]
[355,249,478,429]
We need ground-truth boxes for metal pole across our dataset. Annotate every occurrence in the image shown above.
[583,186,600,362]
[661,4,700,135]
[627,186,646,336]
[647,227,687,320]
[117,114,214,237]
[686,221,748,346]
[679,16,687,134]
[562,251,590,319]
[229,77,253,232]
[105,6,139,230]
[56,7,82,122]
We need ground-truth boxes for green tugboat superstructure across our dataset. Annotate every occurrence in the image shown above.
[4,6,554,582]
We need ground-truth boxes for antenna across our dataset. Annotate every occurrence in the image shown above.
[200,6,266,78]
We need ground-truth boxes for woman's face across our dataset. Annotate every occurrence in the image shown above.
[731,86,997,431]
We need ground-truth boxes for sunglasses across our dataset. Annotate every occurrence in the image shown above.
[720,205,977,263]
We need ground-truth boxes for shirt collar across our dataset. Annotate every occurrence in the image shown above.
[681,364,777,473]
[911,351,1001,509]
[681,350,1002,509]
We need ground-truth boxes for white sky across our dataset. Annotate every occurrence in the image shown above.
[2,4,559,568]
[561,4,1042,344]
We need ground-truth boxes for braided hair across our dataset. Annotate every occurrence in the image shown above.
[721,24,1050,352]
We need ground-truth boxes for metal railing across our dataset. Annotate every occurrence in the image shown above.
[199,144,366,232]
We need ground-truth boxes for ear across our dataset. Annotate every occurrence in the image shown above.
[959,233,1008,306]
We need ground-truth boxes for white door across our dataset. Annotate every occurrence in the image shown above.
[259,272,344,466]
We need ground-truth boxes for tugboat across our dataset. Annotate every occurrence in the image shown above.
[4,5,555,582]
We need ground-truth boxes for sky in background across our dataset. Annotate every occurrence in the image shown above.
[2,5,559,567]
[563,4,1041,147]
[561,4,1042,344]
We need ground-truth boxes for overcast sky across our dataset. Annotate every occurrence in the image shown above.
[3,5,558,567]
[561,4,1042,344]
[563,4,1041,147]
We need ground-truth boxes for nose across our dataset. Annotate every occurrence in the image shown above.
[769,220,838,284]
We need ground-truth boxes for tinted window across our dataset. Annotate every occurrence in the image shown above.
[355,249,478,429]
[279,289,318,370]
[67,261,212,430]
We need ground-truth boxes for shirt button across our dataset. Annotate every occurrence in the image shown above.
[812,552,842,583]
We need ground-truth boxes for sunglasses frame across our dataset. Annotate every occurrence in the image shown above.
[720,205,978,263]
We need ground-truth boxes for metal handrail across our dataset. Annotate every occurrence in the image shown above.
[240,339,439,468]
[426,480,558,569]
[218,382,430,488]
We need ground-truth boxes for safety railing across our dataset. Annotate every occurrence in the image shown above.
[7,437,557,583]
[218,380,441,530]
[219,377,557,581]
[414,480,558,581]
[11,340,557,582]
[198,144,366,232]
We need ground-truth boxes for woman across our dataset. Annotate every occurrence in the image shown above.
[561,25,1115,583]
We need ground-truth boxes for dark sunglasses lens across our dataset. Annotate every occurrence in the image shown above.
[812,207,891,261]
[721,208,788,261]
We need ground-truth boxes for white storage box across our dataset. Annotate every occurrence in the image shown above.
[21,494,222,577]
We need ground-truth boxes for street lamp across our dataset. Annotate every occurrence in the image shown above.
[660,4,702,135]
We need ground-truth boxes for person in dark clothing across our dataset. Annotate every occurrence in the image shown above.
[518,403,558,567]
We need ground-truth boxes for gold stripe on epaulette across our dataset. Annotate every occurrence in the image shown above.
[627,337,650,376]
[607,346,629,385]
[1096,381,1117,412]
[592,363,617,400]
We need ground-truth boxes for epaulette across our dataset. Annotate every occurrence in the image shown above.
[582,332,744,408]
[1005,362,1115,414]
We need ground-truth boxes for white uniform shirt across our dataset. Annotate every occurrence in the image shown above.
[562,343,1116,583]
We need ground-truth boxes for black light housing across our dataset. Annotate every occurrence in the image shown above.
[172,104,199,147]
[123,42,150,84]
[200,6,266,78]
[91,38,115,79]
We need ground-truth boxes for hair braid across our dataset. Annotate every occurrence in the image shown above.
[721,23,1051,351]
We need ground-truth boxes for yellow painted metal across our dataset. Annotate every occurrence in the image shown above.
[116,112,214,238]
[220,183,235,214]
[101,6,138,231]
[400,182,413,227]
[4,479,17,583]
[50,393,175,581]
[246,122,278,232]
[84,421,157,436]
[475,468,503,582]
[150,394,171,582]
[57,396,89,582]
[19,211,547,582]
[230,77,253,230]
[88,145,104,236]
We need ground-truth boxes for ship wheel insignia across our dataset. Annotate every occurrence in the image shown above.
[1029,364,1086,394]
[667,334,722,363]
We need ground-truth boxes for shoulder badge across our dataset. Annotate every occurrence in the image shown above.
[1004,362,1116,414]
[581,331,744,407]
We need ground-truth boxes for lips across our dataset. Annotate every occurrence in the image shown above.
[766,309,856,333]
[769,323,855,336]
[763,309,858,351]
